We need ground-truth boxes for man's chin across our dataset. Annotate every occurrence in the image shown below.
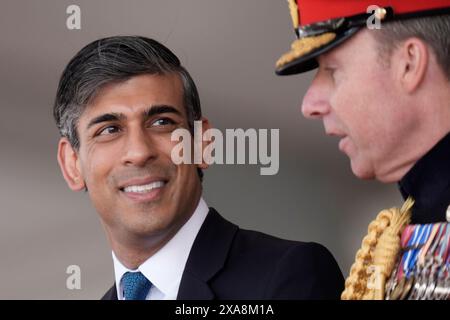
[350,159,375,180]
[122,219,170,240]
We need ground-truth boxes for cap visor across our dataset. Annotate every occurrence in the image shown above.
[276,27,361,75]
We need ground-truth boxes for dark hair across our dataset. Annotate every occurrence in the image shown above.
[374,14,450,80]
[53,36,203,179]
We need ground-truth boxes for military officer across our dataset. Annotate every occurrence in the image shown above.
[275,0,450,299]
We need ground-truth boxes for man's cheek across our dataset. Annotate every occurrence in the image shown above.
[85,163,111,194]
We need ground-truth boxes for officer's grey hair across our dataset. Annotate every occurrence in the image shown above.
[53,36,203,178]
[374,14,450,80]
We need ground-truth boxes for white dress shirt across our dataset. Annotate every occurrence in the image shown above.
[112,197,209,300]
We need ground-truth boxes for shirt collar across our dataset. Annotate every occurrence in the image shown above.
[398,132,450,223]
[112,197,209,299]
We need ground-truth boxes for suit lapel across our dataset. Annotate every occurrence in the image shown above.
[101,209,238,300]
[177,208,238,300]
[101,283,118,300]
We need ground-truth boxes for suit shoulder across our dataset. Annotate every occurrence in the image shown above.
[232,227,321,257]
[216,227,343,299]
[264,240,344,299]
[200,210,344,299]
[228,227,341,276]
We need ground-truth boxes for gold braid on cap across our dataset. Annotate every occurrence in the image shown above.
[275,32,336,69]
[341,197,414,300]
[287,0,299,30]
[276,0,337,70]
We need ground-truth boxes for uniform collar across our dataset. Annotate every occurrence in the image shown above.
[398,132,450,224]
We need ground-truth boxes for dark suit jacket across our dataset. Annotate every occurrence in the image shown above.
[102,208,344,300]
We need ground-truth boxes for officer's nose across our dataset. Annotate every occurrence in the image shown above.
[301,74,331,120]
[121,127,157,167]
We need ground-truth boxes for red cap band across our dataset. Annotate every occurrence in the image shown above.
[297,0,450,26]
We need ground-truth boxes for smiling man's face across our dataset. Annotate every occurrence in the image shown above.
[58,73,204,247]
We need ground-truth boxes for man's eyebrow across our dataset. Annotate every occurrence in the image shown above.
[86,105,182,130]
[143,105,182,118]
[86,113,125,130]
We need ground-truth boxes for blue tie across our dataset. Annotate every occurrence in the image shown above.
[121,271,152,300]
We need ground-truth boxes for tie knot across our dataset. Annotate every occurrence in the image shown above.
[121,271,152,300]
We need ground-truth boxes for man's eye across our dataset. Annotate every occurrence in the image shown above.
[152,118,176,127]
[98,125,120,136]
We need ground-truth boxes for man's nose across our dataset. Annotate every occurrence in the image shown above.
[121,127,157,167]
[301,76,331,120]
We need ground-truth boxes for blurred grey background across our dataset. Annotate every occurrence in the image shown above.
[0,0,400,299]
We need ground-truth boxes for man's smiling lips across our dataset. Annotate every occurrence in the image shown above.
[118,177,168,202]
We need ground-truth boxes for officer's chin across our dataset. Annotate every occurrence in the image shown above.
[349,159,376,181]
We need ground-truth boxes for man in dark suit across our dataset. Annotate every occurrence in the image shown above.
[54,35,343,300]
[102,208,343,300]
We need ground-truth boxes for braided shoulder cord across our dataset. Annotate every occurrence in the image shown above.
[341,198,414,300]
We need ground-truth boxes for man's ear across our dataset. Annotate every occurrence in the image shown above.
[197,117,212,170]
[396,37,429,93]
[57,137,86,191]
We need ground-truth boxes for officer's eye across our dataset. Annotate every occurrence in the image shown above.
[324,67,336,76]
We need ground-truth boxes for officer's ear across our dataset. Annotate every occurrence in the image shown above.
[396,37,429,93]
[57,137,86,191]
